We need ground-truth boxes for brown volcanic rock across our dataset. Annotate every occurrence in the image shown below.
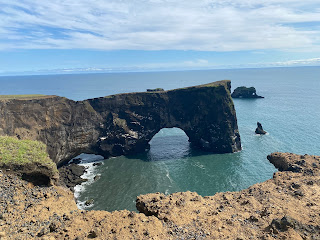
[136,153,320,239]
[1,152,319,239]
[0,80,241,166]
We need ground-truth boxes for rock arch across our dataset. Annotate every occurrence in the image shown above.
[147,127,190,161]
[0,80,241,166]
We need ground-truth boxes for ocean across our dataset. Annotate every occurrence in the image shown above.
[1,66,319,212]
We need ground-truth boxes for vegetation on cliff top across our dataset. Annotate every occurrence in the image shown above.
[0,136,57,174]
[0,94,51,100]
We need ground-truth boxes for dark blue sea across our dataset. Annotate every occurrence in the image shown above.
[1,67,319,211]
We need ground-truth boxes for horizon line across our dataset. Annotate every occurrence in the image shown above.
[1,64,320,77]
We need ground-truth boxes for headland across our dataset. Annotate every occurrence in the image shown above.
[0,80,241,166]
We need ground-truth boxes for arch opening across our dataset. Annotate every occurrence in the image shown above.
[146,127,191,161]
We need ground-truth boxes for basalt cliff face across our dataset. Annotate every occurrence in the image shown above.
[0,80,241,165]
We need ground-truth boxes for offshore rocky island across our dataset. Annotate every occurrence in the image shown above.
[0,80,319,239]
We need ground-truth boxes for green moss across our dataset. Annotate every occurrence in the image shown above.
[104,95,115,99]
[0,94,49,100]
[84,101,96,113]
[0,136,58,173]
[169,80,230,92]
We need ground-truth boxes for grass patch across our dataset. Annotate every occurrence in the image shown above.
[0,94,51,100]
[0,136,57,173]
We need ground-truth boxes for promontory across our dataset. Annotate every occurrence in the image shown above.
[0,80,241,166]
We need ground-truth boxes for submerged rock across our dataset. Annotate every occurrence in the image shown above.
[92,162,102,167]
[85,199,94,206]
[231,86,264,98]
[93,175,100,181]
[255,122,267,135]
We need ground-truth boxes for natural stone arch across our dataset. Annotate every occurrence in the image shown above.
[146,127,190,161]
[0,80,241,166]
[88,80,241,161]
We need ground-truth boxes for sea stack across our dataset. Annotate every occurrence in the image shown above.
[231,86,264,98]
[255,122,267,135]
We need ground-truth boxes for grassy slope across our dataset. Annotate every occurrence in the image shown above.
[0,136,57,173]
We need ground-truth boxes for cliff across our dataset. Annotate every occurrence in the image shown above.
[0,152,319,239]
[0,80,241,166]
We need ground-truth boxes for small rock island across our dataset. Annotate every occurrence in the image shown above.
[255,122,267,135]
[231,86,264,98]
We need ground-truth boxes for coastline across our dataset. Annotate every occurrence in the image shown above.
[73,160,104,210]
[64,154,105,209]
[0,152,319,239]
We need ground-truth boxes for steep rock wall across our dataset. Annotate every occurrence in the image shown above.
[0,80,241,165]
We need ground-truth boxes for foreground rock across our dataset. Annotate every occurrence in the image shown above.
[232,86,264,98]
[0,80,241,166]
[255,122,267,135]
[1,152,319,239]
[137,152,320,239]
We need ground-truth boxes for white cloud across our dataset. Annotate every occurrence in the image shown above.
[20,57,320,74]
[273,57,320,66]
[0,0,320,51]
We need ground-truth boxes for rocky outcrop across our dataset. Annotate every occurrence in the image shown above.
[136,152,320,239]
[1,161,59,186]
[255,122,267,135]
[0,80,241,166]
[58,164,87,190]
[1,152,319,239]
[231,86,264,98]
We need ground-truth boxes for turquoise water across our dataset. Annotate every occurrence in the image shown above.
[1,67,320,211]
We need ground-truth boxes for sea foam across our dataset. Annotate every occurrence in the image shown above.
[72,153,104,209]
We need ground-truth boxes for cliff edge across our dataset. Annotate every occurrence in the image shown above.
[0,80,241,166]
[0,152,319,239]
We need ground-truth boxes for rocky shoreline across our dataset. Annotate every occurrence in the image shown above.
[0,152,319,239]
[58,163,87,191]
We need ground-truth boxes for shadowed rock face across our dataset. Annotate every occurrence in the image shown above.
[0,80,241,165]
[231,86,264,98]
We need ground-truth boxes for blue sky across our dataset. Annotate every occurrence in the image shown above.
[0,0,320,75]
